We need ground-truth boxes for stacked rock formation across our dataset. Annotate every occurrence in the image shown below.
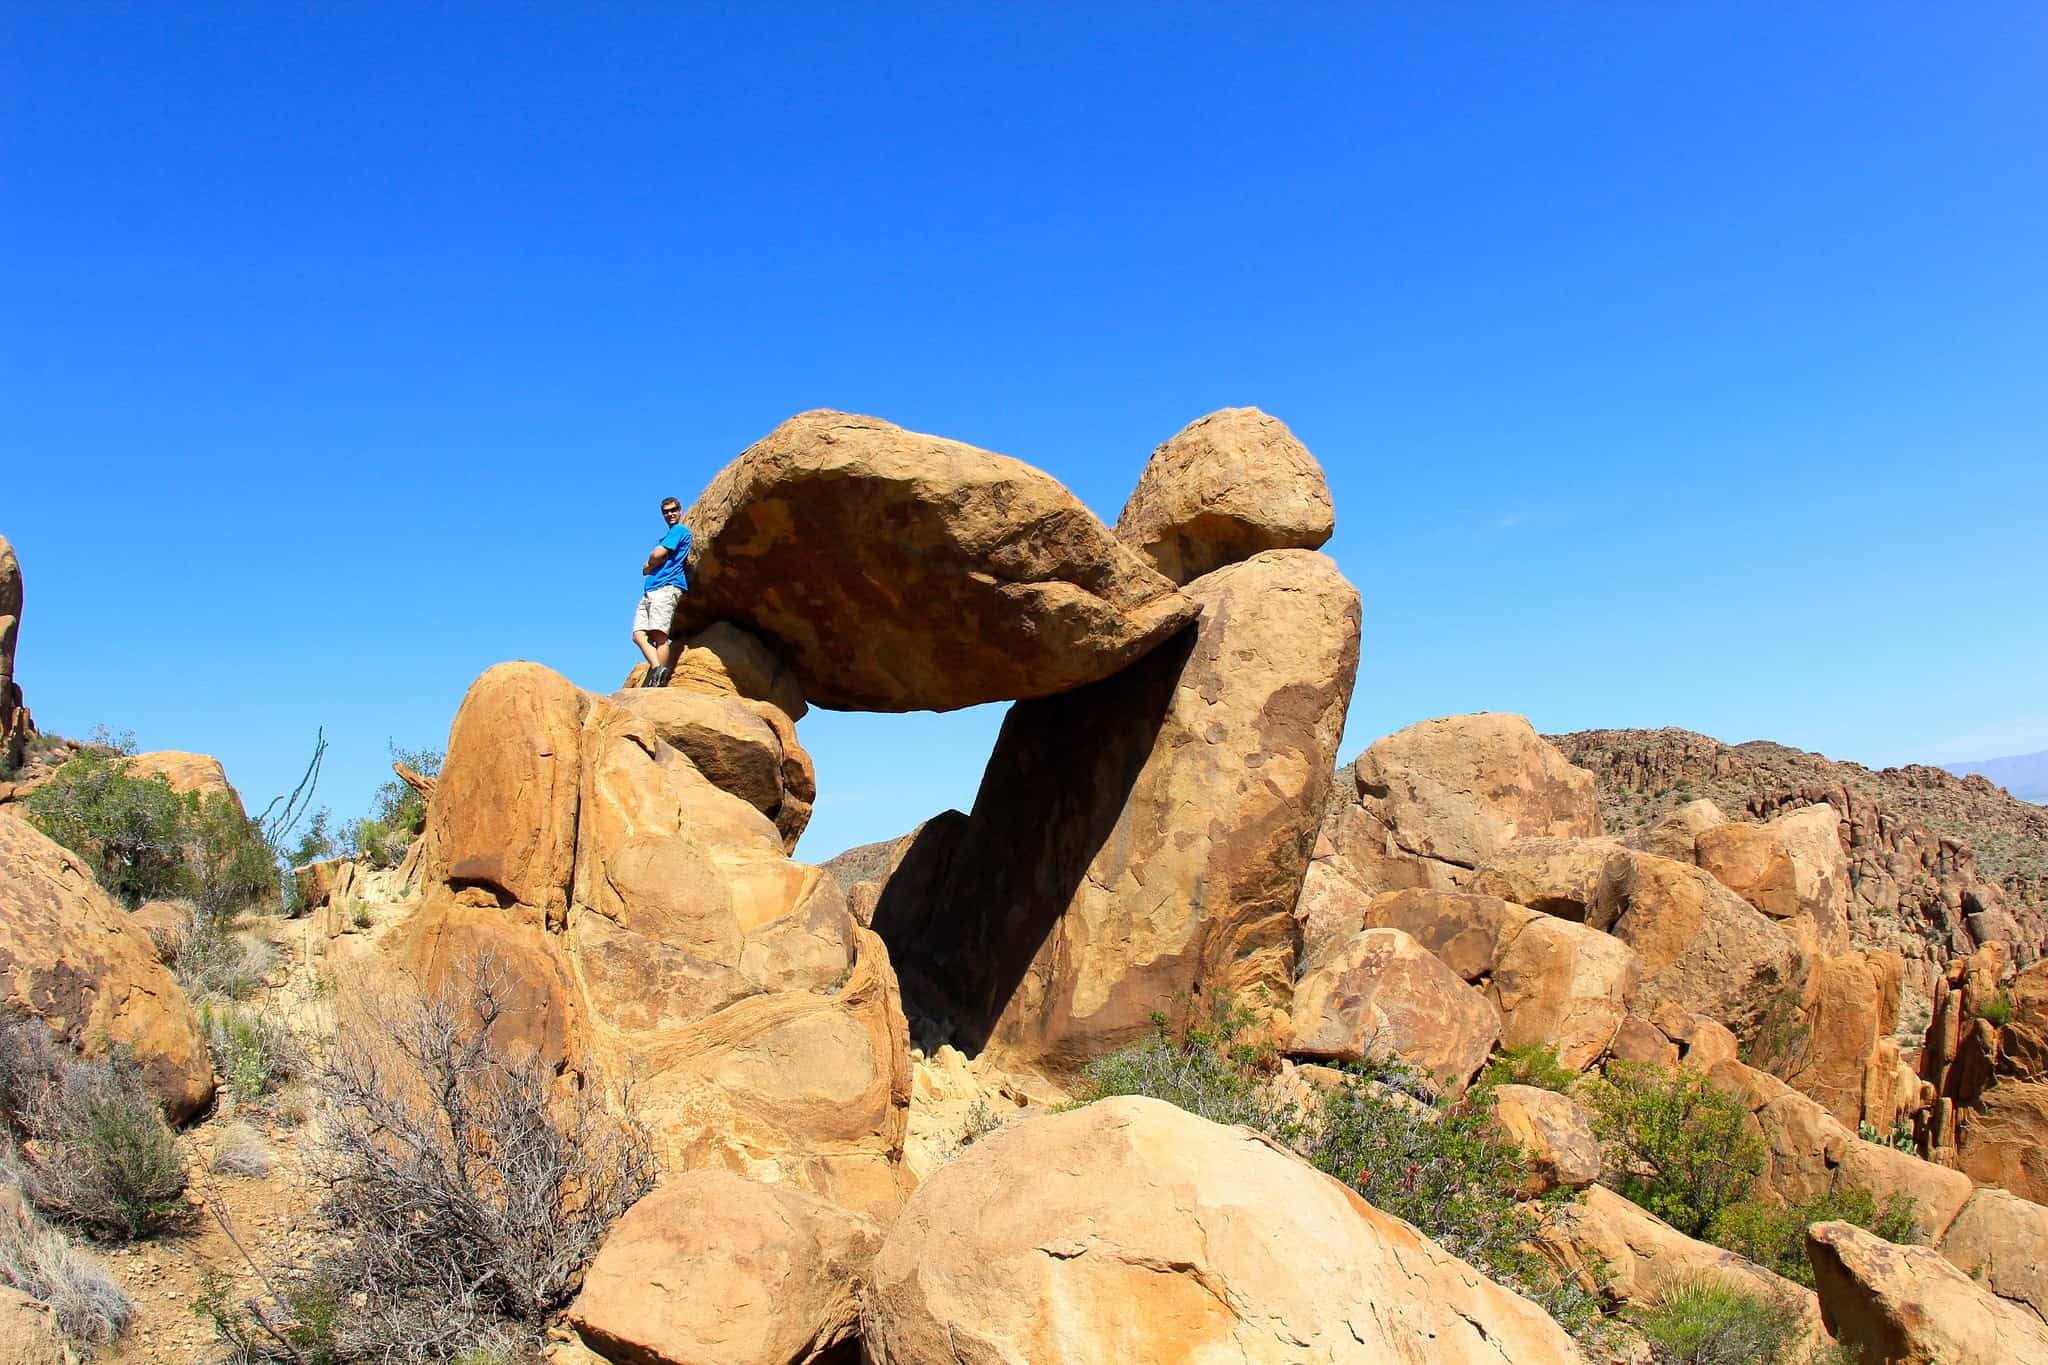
[0,533,25,764]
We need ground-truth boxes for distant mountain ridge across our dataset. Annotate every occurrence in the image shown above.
[1943,749,2048,804]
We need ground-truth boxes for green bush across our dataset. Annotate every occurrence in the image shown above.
[1980,992,2015,1027]
[201,1002,301,1101]
[1707,1188,1919,1287]
[347,745,441,870]
[1587,1061,1763,1239]
[15,1046,190,1242]
[1481,1042,1580,1094]
[1633,1277,1805,1365]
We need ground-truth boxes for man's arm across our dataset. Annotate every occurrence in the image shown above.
[642,544,671,576]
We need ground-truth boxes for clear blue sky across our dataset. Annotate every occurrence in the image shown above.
[5,4,2044,859]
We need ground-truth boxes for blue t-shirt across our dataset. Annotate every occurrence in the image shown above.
[646,523,691,592]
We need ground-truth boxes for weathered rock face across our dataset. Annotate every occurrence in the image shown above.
[1488,912,1640,1071]
[0,1285,71,1365]
[670,621,809,722]
[668,411,1198,712]
[1490,1085,1601,1195]
[1779,949,1904,1127]
[0,812,214,1121]
[1695,804,1851,956]
[874,550,1360,1070]
[127,750,244,816]
[1626,797,1727,862]
[1317,714,1604,897]
[0,534,20,738]
[1289,927,1501,1094]
[1535,1184,1815,1314]
[1939,1187,2048,1324]
[568,1170,879,1365]
[864,1096,1589,1364]
[610,688,815,852]
[1112,407,1334,585]
[1355,888,1531,983]
[1922,951,2048,1204]
[1808,1220,2048,1365]
[399,662,911,1217]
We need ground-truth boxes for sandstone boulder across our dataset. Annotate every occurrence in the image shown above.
[1489,1085,1601,1194]
[672,621,808,722]
[1488,912,1640,1071]
[1808,1220,2048,1365]
[1696,804,1851,955]
[0,1286,71,1365]
[608,687,815,852]
[1779,950,1903,1126]
[1356,888,1532,982]
[1112,407,1334,584]
[128,750,243,815]
[875,550,1359,1070]
[864,1096,1589,1363]
[1289,927,1501,1094]
[0,812,213,1120]
[399,664,911,1217]
[1534,1184,1812,1311]
[1321,715,1604,896]
[1292,854,1379,971]
[669,411,1198,712]
[1625,797,1726,862]
[1956,1080,2048,1205]
[568,1170,879,1365]
[1470,837,1620,923]
[1937,1187,2048,1324]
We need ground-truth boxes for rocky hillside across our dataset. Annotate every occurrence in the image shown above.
[1551,727,2048,987]
[1946,748,2048,804]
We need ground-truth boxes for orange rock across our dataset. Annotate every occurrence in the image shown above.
[1488,912,1640,1071]
[1290,927,1501,1094]
[128,749,244,815]
[1696,804,1851,955]
[1808,1220,2048,1365]
[1489,1085,1601,1194]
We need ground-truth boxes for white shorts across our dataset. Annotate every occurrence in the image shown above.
[633,585,684,635]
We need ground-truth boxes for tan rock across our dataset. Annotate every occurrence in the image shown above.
[1626,797,1726,862]
[1696,804,1851,955]
[1607,1015,1680,1068]
[672,621,808,722]
[611,688,785,818]
[1489,1085,1601,1194]
[128,749,243,815]
[1471,836,1621,924]
[1488,912,1640,1071]
[0,811,214,1120]
[1290,927,1501,1094]
[1597,849,1806,1040]
[1325,716,1604,895]
[1534,1184,1811,1311]
[670,410,1198,712]
[865,1096,1589,1364]
[0,1286,72,1365]
[1357,888,1532,982]
[877,550,1359,1071]
[568,1170,879,1365]
[741,699,816,853]
[128,898,191,962]
[1956,1079,2048,1205]
[1291,855,1377,971]
[1781,950,1901,1126]
[1808,1220,2048,1365]
[1113,406,1334,584]
[1937,1187,2048,1324]
[427,661,588,917]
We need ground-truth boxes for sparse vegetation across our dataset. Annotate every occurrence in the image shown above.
[1586,1061,1763,1239]
[1706,1188,1918,1287]
[1740,984,1812,1078]
[201,1001,301,1102]
[345,744,441,870]
[6,1038,191,1242]
[1980,992,2015,1027]
[203,954,655,1363]
[0,1151,136,1350]
[208,1123,276,1179]
[1632,1277,1805,1365]
[1481,1042,1580,1094]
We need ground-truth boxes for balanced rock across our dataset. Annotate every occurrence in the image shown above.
[401,662,911,1216]
[864,1096,1589,1364]
[1113,407,1334,584]
[1290,927,1501,1093]
[568,1170,879,1365]
[669,411,1198,712]
[1808,1220,2048,1365]
[1322,715,1604,896]
[0,812,214,1120]
[1695,804,1851,955]
[874,549,1360,1069]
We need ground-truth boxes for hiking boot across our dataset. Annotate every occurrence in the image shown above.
[646,665,671,688]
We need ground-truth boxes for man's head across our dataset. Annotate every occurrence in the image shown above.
[660,498,682,525]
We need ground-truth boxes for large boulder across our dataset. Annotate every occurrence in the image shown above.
[864,1096,1589,1363]
[568,1170,879,1365]
[610,687,814,852]
[127,750,243,815]
[1778,949,1903,1127]
[668,411,1198,712]
[666,621,808,722]
[1488,912,1640,1071]
[0,812,214,1121]
[1489,1085,1601,1195]
[1289,927,1501,1094]
[1356,888,1532,983]
[1695,804,1851,955]
[1807,1221,2048,1365]
[1936,1187,2048,1324]
[1319,714,1604,896]
[0,1286,71,1365]
[1534,1184,1813,1313]
[1112,407,1334,584]
[398,663,912,1217]
[875,550,1360,1070]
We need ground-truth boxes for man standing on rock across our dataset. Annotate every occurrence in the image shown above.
[633,497,691,686]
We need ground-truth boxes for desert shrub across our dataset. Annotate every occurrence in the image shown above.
[0,1014,60,1137]
[347,745,441,870]
[0,1153,136,1348]
[1587,1060,1763,1238]
[23,748,193,907]
[1481,1042,1580,1094]
[201,1002,301,1101]
[209,1124,276,1179]
[204,955,655,1362]
[176,916,274,1004]
[1633,1277,1805,1365]
[1741,984,1812,1077]
[14,1046,190,1242]
[1077,1005,1297,1132]
[1706,1188,1919,1287]
[1980,992,2015,1027]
